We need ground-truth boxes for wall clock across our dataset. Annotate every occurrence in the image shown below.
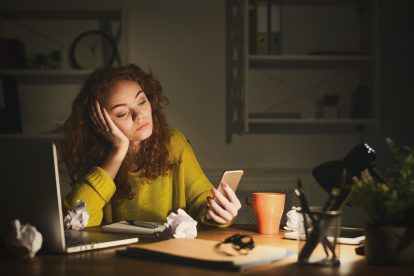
[69,30,117,69]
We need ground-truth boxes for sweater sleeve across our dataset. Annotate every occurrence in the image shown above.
[171,129,232,227]
[63,166,116,227]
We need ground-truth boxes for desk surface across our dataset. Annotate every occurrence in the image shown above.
[1,225,413,276]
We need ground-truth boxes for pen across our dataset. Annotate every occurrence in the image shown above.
[126,220,159,229]
[295,180,315,223]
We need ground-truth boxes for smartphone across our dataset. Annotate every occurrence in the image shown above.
[283,227,365,245]
[337,227,365,245]
[217,170,244,195]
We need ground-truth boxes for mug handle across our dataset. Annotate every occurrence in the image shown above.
[244,194,253,207]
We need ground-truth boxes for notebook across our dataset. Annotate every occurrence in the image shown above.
[117,238,291,270]
[0,138,139,253]
[102,221,166,236]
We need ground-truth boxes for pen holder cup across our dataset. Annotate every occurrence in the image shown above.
[297,207,341,266]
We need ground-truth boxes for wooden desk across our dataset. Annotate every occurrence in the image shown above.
[1,225,413,276]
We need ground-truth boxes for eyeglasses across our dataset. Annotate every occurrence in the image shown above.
[215,233,255,255]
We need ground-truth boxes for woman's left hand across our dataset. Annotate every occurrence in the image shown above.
[207,182,241,224]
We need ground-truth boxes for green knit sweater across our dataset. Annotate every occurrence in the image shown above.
[63,129,219,227]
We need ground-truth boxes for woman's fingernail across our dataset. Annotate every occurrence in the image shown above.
[211,188,217,195]
[222,182,228,188]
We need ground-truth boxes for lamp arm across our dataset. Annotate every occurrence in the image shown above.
[370,167,388,183]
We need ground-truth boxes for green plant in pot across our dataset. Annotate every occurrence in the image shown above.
[350,138,414,265]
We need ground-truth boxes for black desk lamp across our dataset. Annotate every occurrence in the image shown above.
[297,143,386,264]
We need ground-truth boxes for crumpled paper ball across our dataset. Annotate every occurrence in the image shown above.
[64,200,89,230]
[164,209,197,239]
[6,219,43,258]
[284,206,305,233]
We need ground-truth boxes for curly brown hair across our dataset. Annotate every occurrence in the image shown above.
[61,64,175,199]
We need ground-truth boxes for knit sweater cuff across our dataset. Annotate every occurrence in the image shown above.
[85,166,116,203]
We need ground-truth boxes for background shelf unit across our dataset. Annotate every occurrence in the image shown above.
[225,0,379,143]
[0,7,125,135]
[0,8,124,72]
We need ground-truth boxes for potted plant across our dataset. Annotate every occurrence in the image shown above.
[350,138,414,265]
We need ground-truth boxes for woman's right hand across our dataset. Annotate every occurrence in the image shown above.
[90,101,129,154]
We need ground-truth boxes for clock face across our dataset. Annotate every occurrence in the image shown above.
[70,31,116,69]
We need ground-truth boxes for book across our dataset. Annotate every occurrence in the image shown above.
[248,2,258,54]
[117,238,290,270]
[101,221,166,236]
[269,1,282,54]
[0,76,22,133]
[0,38,27,69]
[256,0,268,54]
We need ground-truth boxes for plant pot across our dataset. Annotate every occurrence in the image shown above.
[365,225,414,265]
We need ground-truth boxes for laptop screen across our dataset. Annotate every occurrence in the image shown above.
[0,138,66,252]
[0,137,139,254]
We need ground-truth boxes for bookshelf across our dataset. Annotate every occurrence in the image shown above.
[226,0,379,143]
[0,6,126,136]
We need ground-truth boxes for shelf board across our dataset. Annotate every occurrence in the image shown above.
[248,117,375,125]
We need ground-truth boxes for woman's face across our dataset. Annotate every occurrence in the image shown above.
[103,80,153,143]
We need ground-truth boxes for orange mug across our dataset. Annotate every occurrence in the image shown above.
[244,192,286,235]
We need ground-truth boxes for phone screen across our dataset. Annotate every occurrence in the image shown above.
[217,170,244,195]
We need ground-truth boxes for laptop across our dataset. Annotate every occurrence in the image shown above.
[0,137,139,253]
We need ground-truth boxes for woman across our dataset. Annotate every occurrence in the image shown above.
[62,64,241,227]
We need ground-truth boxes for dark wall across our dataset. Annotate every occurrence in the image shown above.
[368,0,414,168]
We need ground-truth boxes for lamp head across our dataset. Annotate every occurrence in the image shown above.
[343,143,376,177]
[312,143,377,195]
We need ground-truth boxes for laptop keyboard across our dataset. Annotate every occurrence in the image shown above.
[65,236,98,247]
